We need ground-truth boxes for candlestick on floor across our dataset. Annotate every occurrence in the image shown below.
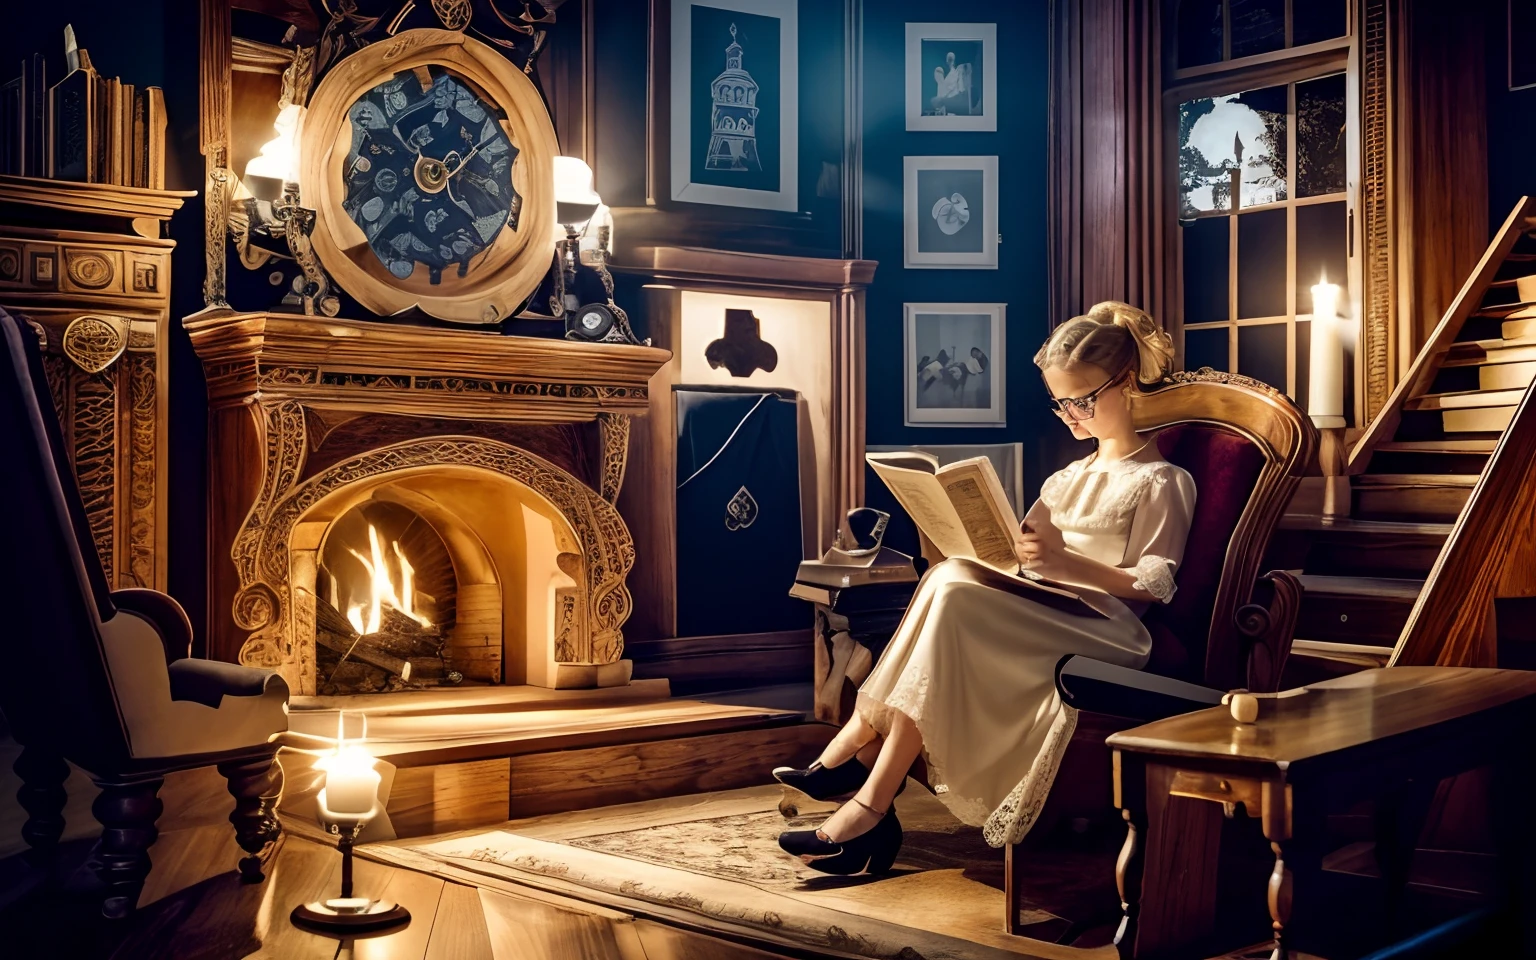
[290,812,411,934]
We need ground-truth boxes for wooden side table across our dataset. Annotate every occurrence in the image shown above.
[1107,667,1536,960]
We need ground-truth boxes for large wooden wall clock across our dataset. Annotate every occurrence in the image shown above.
[300,29,558,324]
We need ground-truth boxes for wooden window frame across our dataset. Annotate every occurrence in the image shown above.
[1161,1,1358,410]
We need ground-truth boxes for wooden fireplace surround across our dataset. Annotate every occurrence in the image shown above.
[186,310,670,693]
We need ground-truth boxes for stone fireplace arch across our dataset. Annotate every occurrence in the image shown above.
[230,429,634,695]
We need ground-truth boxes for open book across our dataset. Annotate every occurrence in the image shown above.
[865,452,1106,618]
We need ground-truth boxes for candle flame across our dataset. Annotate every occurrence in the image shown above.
[344,523,433,635]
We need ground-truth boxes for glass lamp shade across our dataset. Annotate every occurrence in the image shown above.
[244,104,304,203]
[579,203,614,265]
[553,156,601,228]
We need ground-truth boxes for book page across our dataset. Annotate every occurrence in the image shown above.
[866,458,975,560]
[939,474,1019,570]
[936,458,1021,572]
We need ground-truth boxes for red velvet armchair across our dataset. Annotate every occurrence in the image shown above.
[1006,369,1316,942]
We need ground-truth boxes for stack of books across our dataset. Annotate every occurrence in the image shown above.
[0,25,166,189]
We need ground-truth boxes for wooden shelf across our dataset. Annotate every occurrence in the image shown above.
[0,174,194,223]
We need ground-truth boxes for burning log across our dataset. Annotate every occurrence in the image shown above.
[313,595,462,695]
[313,627,414,682]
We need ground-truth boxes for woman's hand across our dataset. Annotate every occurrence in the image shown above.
[1015,510,1066,571]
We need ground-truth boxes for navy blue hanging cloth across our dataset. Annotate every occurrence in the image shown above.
[675,387,807,638]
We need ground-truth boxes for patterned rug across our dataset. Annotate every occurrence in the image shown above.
[359,785,1119,960]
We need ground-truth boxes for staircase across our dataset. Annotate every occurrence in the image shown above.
[1269,197,1536,679]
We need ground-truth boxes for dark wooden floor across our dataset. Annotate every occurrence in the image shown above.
[1,829,798,960]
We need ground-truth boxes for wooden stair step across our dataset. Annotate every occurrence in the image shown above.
[1353,473,1480,488]
[1289,639,1395,668]
[1503,316,1536,340]
[1444,406,1516,432]
[1480,360,1536,390]
[1352,475,1473,522]
[1375,439,1498,453]
[1443,342,1536,367]
[1296,574,1425,599]
[1268,517,1451,578]
[1294,574,1422,645]
[1405,388,1523,410]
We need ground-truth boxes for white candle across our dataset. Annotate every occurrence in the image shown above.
[1308,277,1345,427]
[323,745,380,818]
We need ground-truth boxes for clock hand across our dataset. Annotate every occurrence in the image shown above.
[444,132,501,177]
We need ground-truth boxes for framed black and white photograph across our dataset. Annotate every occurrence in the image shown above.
[670,0,799,212]
[903,156,998,269]
[904,302,1006,427]
[905,23,997,132]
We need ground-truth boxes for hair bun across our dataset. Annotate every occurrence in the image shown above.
[1086,301,1174,384]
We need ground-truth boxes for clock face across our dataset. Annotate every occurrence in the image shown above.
[341,67,522,285]
[580,310,605,331]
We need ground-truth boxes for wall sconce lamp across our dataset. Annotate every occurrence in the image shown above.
[240,105,340,317]
[551,157,645,345]
[289,713,410,935]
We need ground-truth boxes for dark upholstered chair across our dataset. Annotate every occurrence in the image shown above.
[1004,369,1316,938]
[0,308,289,918]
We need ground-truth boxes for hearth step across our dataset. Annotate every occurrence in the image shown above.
[280,683,832,839]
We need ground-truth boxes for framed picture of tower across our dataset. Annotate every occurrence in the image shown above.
[669,0,799,212]
[903,156,999,269]
[905,23,997,132]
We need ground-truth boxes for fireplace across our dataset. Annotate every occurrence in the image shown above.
[186,311,670,696]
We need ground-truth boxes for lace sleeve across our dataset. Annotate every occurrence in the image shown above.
[1132,554,1178,602]
[1122,464,1197,604]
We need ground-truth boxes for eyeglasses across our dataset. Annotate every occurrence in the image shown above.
[1046,373,1124,422]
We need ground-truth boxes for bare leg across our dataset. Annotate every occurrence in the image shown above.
[818,710,880,768]
[822,710,924,841]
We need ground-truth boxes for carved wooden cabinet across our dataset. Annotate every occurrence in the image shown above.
[0,175,192,590]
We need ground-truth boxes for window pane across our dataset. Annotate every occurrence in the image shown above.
[1178,0,1223,68]
[1293,0,1347,47]
[1182,217,1230,325]
[1230,0,1286,59]
[1238,322,1289,391]
[1184,327,1230,373]
[1297,74,1346,198]
[1179,85,1287,215]
[1238,207,1288,319]
[1296,201,1347,314]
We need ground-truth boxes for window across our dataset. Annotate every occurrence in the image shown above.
[1165,1,1353,411]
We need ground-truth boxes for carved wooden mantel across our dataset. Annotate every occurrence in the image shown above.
[186,310,671,690]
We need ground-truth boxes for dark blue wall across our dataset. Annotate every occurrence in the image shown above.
[860,0,1067,499]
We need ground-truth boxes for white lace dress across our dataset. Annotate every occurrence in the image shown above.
[856,443,1197,847]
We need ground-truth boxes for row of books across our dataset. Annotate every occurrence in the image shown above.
[0,26,167,189]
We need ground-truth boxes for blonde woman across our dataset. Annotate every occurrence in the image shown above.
[776,302,1197,874]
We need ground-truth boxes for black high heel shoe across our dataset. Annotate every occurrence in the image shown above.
[772,759,873,801]
[778,799,903,876]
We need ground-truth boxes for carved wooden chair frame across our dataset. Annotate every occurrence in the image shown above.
[1132,369,1317,693]
[1004,369,1317,941]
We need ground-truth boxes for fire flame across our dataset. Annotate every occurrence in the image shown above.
[345,524,433,635]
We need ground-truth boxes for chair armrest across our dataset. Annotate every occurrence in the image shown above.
[1054,655,1224,723]
[112,588,193,664]
[1236,569,1302,694]
[166,658,288,708]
